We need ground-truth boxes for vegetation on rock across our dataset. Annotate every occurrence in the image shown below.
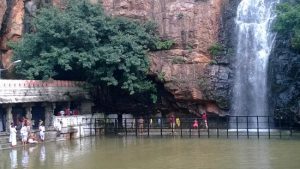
[208,43,223,56]
[10,0,172,102]
[274,1,300,52]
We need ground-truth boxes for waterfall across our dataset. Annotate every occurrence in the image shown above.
[232,0,279,128]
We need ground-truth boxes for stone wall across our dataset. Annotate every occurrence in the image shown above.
[0,80,89,103]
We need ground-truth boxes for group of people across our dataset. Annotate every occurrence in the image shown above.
[9,118,45,147]
[57,108,79,116]
[135,112,208,134]
[192,112,208,129]
[168,112,208,130]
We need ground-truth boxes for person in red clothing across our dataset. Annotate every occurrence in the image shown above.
[65,108,70,116]
[192,119,199,129]
[201,112,208,129]
[168,113,176,132]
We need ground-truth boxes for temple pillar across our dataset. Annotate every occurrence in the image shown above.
[43,102,55,129]
[5,104,12,132]
[24,103,33,121]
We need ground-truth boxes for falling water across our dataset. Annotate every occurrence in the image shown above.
[232,0,279,128]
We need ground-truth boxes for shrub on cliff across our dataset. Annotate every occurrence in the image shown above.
[274,1,300,52]
[10,0,170,101]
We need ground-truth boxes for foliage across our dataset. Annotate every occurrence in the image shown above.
[273,2,300,52]
[157,72,165,82]
[186,43,193,53]
[177,13,184,20]
[171,56,186,64]
[155,39,175,50]
[10,0,167,100]
[209,60,218,65]
[208,43,223,56]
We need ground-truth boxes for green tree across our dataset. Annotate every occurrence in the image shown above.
[11,0,167,101]
[273,1,300,52]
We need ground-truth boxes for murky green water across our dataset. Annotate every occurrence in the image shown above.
[0,137,300,169]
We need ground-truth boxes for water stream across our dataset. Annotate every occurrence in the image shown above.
[232,0,279,128]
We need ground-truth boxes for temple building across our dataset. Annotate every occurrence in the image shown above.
[0,80,93,132]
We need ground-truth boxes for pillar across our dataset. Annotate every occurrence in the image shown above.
[24,104,33,121]
[43,102,55,129]
[5,104,12,132]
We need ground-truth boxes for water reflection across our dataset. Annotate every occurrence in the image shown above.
[9,149,17,169]
[0,137,299,169]
[40,145,46,164]
[21,149,29,168]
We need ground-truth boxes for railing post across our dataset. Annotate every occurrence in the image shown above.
[90,118,92,136]
[246,116,249,139]
[180,119,183,137]
[226,116,229,139]
[79,119,82,138]
[189,126,191,138]
[104,117,107,135]
[217,116,219,138]
[279,116,282,139]
[147,117,150,137]
[115,118,118,135]
[289,113,293,137]
[198,118,200,138]
[257,116,259,139]
[236,116,238,139]
[160,118,163,137]
[125,118,127,137]
[268,116,270,139]
[95,119,97,136]
[135,118,138,137]
[207,116,210,138]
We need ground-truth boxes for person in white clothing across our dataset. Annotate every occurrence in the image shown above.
[39,122,45,142]
[20,124,29,146]
[10,124,17,147]
[9,123,12,143]
[56,120,63,137]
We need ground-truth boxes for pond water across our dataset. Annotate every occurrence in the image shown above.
[0,137,300,169]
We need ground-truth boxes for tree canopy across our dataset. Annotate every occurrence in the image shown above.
[273,1,300,52]
[11,0,171,101]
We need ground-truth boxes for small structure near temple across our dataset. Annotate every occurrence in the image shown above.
[0,80,93,132]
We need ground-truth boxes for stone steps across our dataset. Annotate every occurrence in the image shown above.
[0,133,9,144]
[0,143,11,149]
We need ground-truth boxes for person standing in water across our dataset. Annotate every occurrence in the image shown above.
[20,124,29,146]
[10,124,17,147]
[39,121,45,142]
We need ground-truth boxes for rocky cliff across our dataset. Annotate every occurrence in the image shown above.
[269,34,300,125]
[0,0,235,116]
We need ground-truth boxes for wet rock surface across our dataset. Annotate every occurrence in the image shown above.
[269,34,300,124]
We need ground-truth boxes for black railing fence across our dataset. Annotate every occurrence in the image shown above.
[81,115,300,139]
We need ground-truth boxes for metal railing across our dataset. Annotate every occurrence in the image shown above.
[80,115,300,139]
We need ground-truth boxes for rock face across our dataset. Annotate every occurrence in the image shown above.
[101,0,232,115]
[0,0,233,116]
[103,0,222,54]
[0,0,24,69]
[0,0,6,31]
[269,35,300,124]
